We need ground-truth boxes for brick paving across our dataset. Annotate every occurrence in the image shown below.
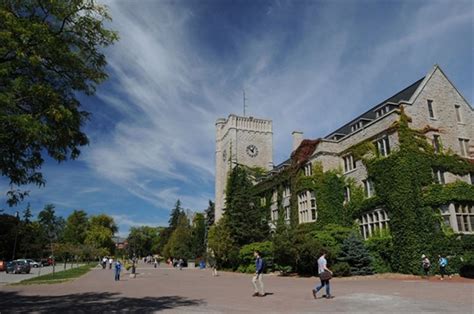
[0,263,473,313]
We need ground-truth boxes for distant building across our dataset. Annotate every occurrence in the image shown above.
[113,236,128,250]
[214,65,473,237]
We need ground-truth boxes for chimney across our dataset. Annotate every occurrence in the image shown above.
[292,131,304,151]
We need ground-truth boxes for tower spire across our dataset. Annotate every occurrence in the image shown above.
[243,89,248,117]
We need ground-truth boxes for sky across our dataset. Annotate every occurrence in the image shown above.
[1,0,473,236]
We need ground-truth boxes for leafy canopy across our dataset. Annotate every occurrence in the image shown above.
[0,0,118,205]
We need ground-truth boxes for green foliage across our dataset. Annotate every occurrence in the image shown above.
[38,204,65,242]
[365,231,393,273]
[272,219,297,271]
[207,217,239,269]
[0,0,118,205]
[163,215,193,260]
[338,233,373,275]
[127,226,160,257]
[238,241,273,273]
[360,109,474,274]
[423,181,474,206]
[311,224,355,257]
[84,213,117,254]
[191,213,206,258]
[225,165,269,246]
[332,262,351,277]
[63,210,89,245]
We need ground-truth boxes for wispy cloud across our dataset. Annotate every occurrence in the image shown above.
[3,0,469,236]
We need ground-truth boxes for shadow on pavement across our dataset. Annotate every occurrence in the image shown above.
[0,291,205,312]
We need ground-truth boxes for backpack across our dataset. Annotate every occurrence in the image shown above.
[261,259,266,272]
[439,257,448,267]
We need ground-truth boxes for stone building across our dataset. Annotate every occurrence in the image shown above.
[215,65,473,236]
[214,115,273,221]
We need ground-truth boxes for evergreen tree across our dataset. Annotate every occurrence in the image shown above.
[164,215,193,259]
[168,200,185,232]
[205,200,215,228]
[224,166,269,246]
[338,233,373,275]
[22,203,33,224]
[191,213,206,258]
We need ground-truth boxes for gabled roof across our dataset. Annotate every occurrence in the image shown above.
[324,77,425,139]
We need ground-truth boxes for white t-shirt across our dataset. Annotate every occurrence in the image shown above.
[318,256,327,274]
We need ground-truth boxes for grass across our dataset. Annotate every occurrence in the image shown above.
[13,263,95,285]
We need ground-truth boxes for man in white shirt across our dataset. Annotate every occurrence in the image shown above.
[312,252,333,299]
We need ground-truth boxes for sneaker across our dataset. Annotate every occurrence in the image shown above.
[325,295,334,299]
[258,293,266,297]
[252,292,259,297]
[312,289,317,299]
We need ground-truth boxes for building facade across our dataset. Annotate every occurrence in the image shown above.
[214,65,474,237]
[214,115,273,221]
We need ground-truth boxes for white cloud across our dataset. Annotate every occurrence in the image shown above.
[85,0,472,216]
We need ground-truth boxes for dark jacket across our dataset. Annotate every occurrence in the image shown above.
[256,257,264,274]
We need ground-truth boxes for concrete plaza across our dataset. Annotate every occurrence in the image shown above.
[0,263,472,313]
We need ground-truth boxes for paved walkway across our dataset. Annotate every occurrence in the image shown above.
[0,263,84,285]
[0,264,472,313]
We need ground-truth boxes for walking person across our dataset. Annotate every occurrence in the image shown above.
[438,255,448,280]
[312,252,334,299]
[102,256,108,269]
[154,258,158,268]
[251,250,265,297]
[109,257,113,270]
[209,254,218,277]
[422,254,431,278]
[178,258,184,270]
[114,260,122,281]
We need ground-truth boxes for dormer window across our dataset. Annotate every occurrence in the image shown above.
[375,105,389,118]
[351,121,362,132]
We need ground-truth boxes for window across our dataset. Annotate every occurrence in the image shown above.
[455,204,474,233]
[455,105,462,123]
[271,205,279,221]
[343,155,356,172]
[284,206,291,222]
[298,191,316,223]
[363,179,375,198]
[432,135,441,153]
[427,100,435,118]
[459,138,469,157]
[344,186,351,203]
[260,197,266,207]
[283,185,291,198]
[375,136,391,157]
[375,106,389,118]
[359,209,390,239]
[433,169,445,184]
[304,163,312,176]
[470,173,474,185]
[351,121,362,132]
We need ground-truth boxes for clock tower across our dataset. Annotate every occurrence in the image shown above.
[215,114,273,221]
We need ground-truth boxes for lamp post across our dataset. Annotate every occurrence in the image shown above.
[12,211,20,260]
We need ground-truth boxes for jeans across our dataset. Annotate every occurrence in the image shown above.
[115,271,120,281]
[315,278,330,296]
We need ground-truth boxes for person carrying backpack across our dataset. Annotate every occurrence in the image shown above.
[438,255,448,280]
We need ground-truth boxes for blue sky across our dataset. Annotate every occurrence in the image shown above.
[1,0,473,236]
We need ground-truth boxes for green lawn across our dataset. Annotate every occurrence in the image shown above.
[14,263,95,285]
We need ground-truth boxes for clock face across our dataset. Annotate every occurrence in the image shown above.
[222,149,227,162]
[246,144,259,157]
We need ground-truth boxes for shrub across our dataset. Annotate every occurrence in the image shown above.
[338,233,373,275]
[365,231,393,273]
[459,264,474,279]
[238,241,273,273]
[332,262,351,277]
